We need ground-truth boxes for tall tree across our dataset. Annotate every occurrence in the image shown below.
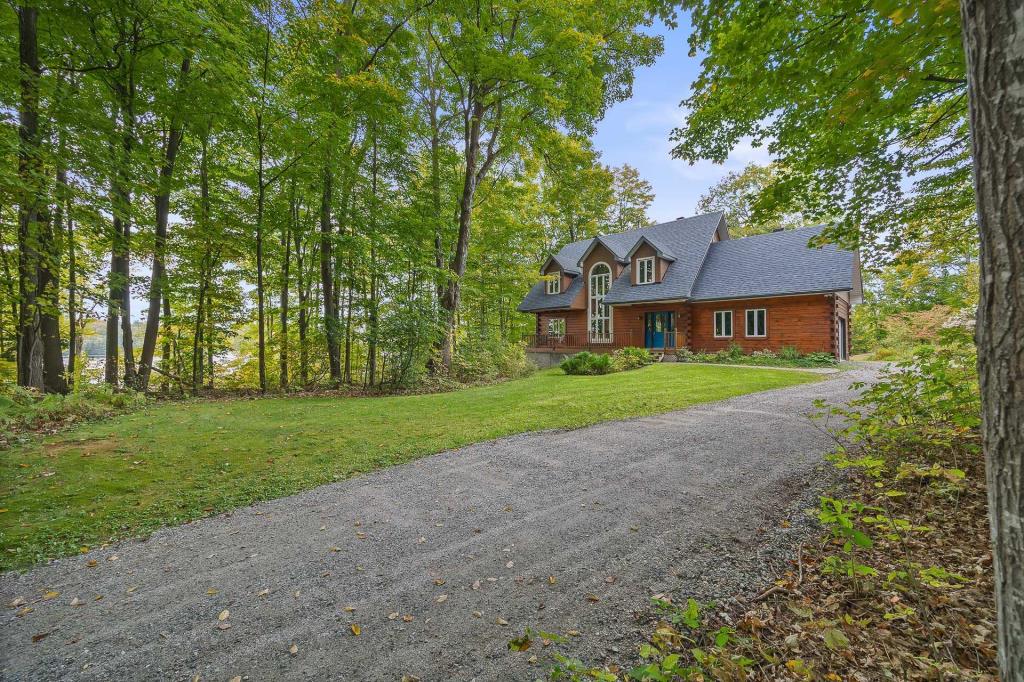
[606,163,654,231]
[960,0,1024,677]
[16,4,66,393]
[696,162,817,236]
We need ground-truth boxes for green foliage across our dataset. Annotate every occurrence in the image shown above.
[450,338,534,384]
[560,351,615,376]
[696,163,819,236]
[675,0,974,267]
[0,383,147,438]
[612,347,654,371]
[677,345,838,368]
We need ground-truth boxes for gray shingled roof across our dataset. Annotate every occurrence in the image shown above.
[518,214,855,312]
[516,270,585,312]
[519,212,725,311]
[690,225,855,301]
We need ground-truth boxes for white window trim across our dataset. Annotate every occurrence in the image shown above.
[588,262,613,343]
[546,276,560,295]
[713,310,733,338]
[636,256,655,285]
[547,318,566,337]
[745,308,767,338]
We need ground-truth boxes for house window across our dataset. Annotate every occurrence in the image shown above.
[547,318,566,338]
[589,263,612,342]
[546,276,560,295]
[714,310,733,338]
[745,308,766,337]
[636,257,655,285]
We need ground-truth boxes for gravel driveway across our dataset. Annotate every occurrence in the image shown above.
[1,366,877,681]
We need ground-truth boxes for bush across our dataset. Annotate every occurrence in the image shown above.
[560,351,614,375]
[0,382,147,438]
[804,351,839,366]
[778,345,801,360]
[612,346,653,371]
[450,337,534,383]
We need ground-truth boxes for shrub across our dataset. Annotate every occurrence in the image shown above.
[560,351,614,375]
[804,351,839,366]
[0,382,147,438]
[750,348,778,359]
[450,337,534,383]
[778,345,801,360]
[612,346,653,371]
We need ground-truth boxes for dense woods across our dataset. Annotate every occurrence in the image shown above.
[1,0,669,394]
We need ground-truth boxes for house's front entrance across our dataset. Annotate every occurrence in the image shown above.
[644,311,675,349]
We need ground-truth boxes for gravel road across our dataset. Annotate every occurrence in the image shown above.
[1,366,877,681]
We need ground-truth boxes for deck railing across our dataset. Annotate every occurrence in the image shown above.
[524,330,681,352]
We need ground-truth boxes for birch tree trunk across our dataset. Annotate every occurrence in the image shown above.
[960,1,1024,678]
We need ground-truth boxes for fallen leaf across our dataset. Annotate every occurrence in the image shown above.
[126,586,138,594]
[528,655,538,664]
[547,576,556,585]
[9,597,26,608]
[16,607,33,617]
[86,560,97,568]
[229,677,241,682]
[217,622,231,631]
[402,614,414,622]
[319,525,326,531]
[604,576,616,584]
[70,597,83,607]
[343,605,356,612]
[496,617,509,626]
[257,588,270,597]
[400,676,420,682]
[567,630,581,637]
[388,612,399,620]
[505,561,514,569]
[218,609,230,622]
[586,594,600,603]
[472,611,482,618]
[350,623,361,636]
[31,632,49,643]
[356,531,366,540]
[42,591,59,601]
[435,595,448,603]
[206,588,219,596]
[289,643,298,656]
[433,578,445,586]
[329,546,341,553]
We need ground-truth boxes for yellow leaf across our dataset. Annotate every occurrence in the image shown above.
[496,617,509,626]
[218,609,230,622]
[86,560,97,568]
[42,590,59,600]
[548,576,556,585]
[207,588,219,596]
[289,643,298,655]
[350,623,361,636]
[435,595,448,603]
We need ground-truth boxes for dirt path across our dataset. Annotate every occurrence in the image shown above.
[1,367,877,681]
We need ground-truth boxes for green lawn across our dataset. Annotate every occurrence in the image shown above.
[0,364,820,570]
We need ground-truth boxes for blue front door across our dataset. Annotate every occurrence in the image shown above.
[644,312,673,348]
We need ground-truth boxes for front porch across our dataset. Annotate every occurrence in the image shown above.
[523,330,684,354]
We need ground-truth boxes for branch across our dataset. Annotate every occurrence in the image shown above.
[923,74,967,86]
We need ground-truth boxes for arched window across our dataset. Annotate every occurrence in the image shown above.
[589,262,612,343]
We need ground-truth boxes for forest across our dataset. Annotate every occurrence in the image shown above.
[2,0,670,395]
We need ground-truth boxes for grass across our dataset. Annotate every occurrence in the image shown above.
[0,364,820,571]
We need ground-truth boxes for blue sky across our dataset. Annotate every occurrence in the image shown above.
[592,19,772,224]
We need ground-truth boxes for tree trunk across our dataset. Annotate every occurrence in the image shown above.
[440,95,485,370]
[139,57,190,391]
[66,196,76,387]
[319,163,341,384]
[960,2,1024,678]
[279,179,293,390]
[295,231,310,387]
[366,134,379,387]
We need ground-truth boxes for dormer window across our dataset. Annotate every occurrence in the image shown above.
[637,257,655,285]
[546,276,560,294]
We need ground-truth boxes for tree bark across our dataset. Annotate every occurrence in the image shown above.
[139,57,190,391]
[279,177,294,390]
[319,162,341,384]
[960,1,1024,678]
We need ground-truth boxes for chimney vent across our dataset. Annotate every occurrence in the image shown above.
[676,215,686,221]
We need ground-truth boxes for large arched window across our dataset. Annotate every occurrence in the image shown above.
[589,262,612,343]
